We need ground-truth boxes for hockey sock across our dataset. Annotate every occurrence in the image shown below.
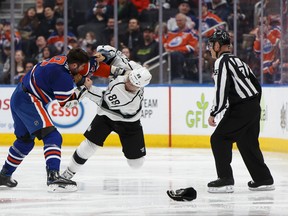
[127,157,145,169]
[2,139,35,176]
[43,130,62,171]
[68,139,99,173]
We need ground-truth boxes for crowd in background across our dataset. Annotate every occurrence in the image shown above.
[0,0,287,85]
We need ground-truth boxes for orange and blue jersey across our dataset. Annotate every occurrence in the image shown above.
[22,55,75,107]
[201,11,223,38]
[163,29,198,54]
[47,32,77,51]
[253,25,281,75]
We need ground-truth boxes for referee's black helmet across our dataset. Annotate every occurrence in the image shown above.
[208,29,231,46]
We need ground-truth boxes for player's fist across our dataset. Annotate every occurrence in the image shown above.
[94,52,106,62]
[73,73,83,83]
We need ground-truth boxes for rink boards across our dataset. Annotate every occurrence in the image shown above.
[0,85,288,152]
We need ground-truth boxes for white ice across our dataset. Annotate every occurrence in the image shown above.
[0,147,288,216]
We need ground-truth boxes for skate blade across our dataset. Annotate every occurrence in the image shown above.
[47,184,78,193]
[249,185,275,191]
[208,185,234,193]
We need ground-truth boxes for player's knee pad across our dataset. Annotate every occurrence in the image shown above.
[16,133,34,144]
[14,133,35,155]
[33,126,56,140]
[127,157,145,169]
[76,139,100,160]
[42,129,62,148]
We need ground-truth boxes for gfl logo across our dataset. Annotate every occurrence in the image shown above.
[47,101,84,128]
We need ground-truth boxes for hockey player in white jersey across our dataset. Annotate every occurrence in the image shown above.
[62,45,152,181]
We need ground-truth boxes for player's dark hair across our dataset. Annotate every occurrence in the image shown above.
[66,48,89,65]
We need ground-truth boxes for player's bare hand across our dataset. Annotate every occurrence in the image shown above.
[84,77,93,89]
[208,116,216,127]
[73,73,83,84]
[94,52,105,62]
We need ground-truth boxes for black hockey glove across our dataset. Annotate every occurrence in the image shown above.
[167,187,197,202]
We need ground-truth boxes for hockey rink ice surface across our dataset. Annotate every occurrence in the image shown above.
[0,147,288,216]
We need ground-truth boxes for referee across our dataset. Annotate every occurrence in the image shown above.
[207,30,274,193]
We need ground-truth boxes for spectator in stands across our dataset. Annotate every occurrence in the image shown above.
[18,7,40,58]
[0,20,22,52]
[54,0,64,18]
[121,46,132,59]
[14,58,36,84]
[133,25,159,66]
[251,15,281,84]
[31,35,57,62]
[68,38,79,50]
[79,31,98,52]
[163,13,198,80]
[118,0,139,24]
[35,0,45,21]
[13,50,26,84]
[130,0,150,13]
[47,18,77,53]
[0,48,25,84]
[0,40,11,84]
[167,0,198,32]
[200,2,224,38]
[34,5,58,39]
[99,17,115,44]
[41,46,53,60]
[211,0,232,22]
[86,0,113,24]
[226,2,249,58]
[119,18,143,50]
[18,7,39,40]
[154,22,169,42]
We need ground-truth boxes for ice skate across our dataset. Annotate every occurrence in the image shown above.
[0,169,18,187]
[47,169,77,192]
[207,178,234,193]
[248,179,275,191]
[61,168,75,180]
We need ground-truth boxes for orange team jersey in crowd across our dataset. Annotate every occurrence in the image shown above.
[47,32,77,49]
[253,25,281,75]
[163,30,198,54]
[130,0,150,12]
[201,11,223,38]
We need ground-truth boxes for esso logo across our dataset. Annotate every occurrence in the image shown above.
[47,101,84,128]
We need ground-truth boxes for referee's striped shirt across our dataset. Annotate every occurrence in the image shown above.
[210,52,261,117]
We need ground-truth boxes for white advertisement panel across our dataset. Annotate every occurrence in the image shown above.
[140,87,169,134]
[0,86,169,135]
[171,86,216,135]
[0,87,14,132]
[171,86,288,139]
[0,86,287,139]
[260,87,288,138]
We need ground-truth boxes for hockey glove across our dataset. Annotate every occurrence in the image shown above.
[64,86,88,109]
[167,187,197,202]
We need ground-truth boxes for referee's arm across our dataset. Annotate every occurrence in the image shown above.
[210,59,230,117]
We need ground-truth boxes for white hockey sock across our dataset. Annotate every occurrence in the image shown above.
[127,157,145,169]
[68,139,100,173]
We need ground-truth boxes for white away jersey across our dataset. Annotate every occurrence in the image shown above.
[86,75,144,122]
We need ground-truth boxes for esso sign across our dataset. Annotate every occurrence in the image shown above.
[47,101,84,128]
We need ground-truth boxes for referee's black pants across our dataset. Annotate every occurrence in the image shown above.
[210,97,273,182]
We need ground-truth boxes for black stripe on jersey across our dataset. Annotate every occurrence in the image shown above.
[107,82,141,107]
[211,53,260,116]
[213,57,228,116]
[227,55,258,98]
[101,99,143,119]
